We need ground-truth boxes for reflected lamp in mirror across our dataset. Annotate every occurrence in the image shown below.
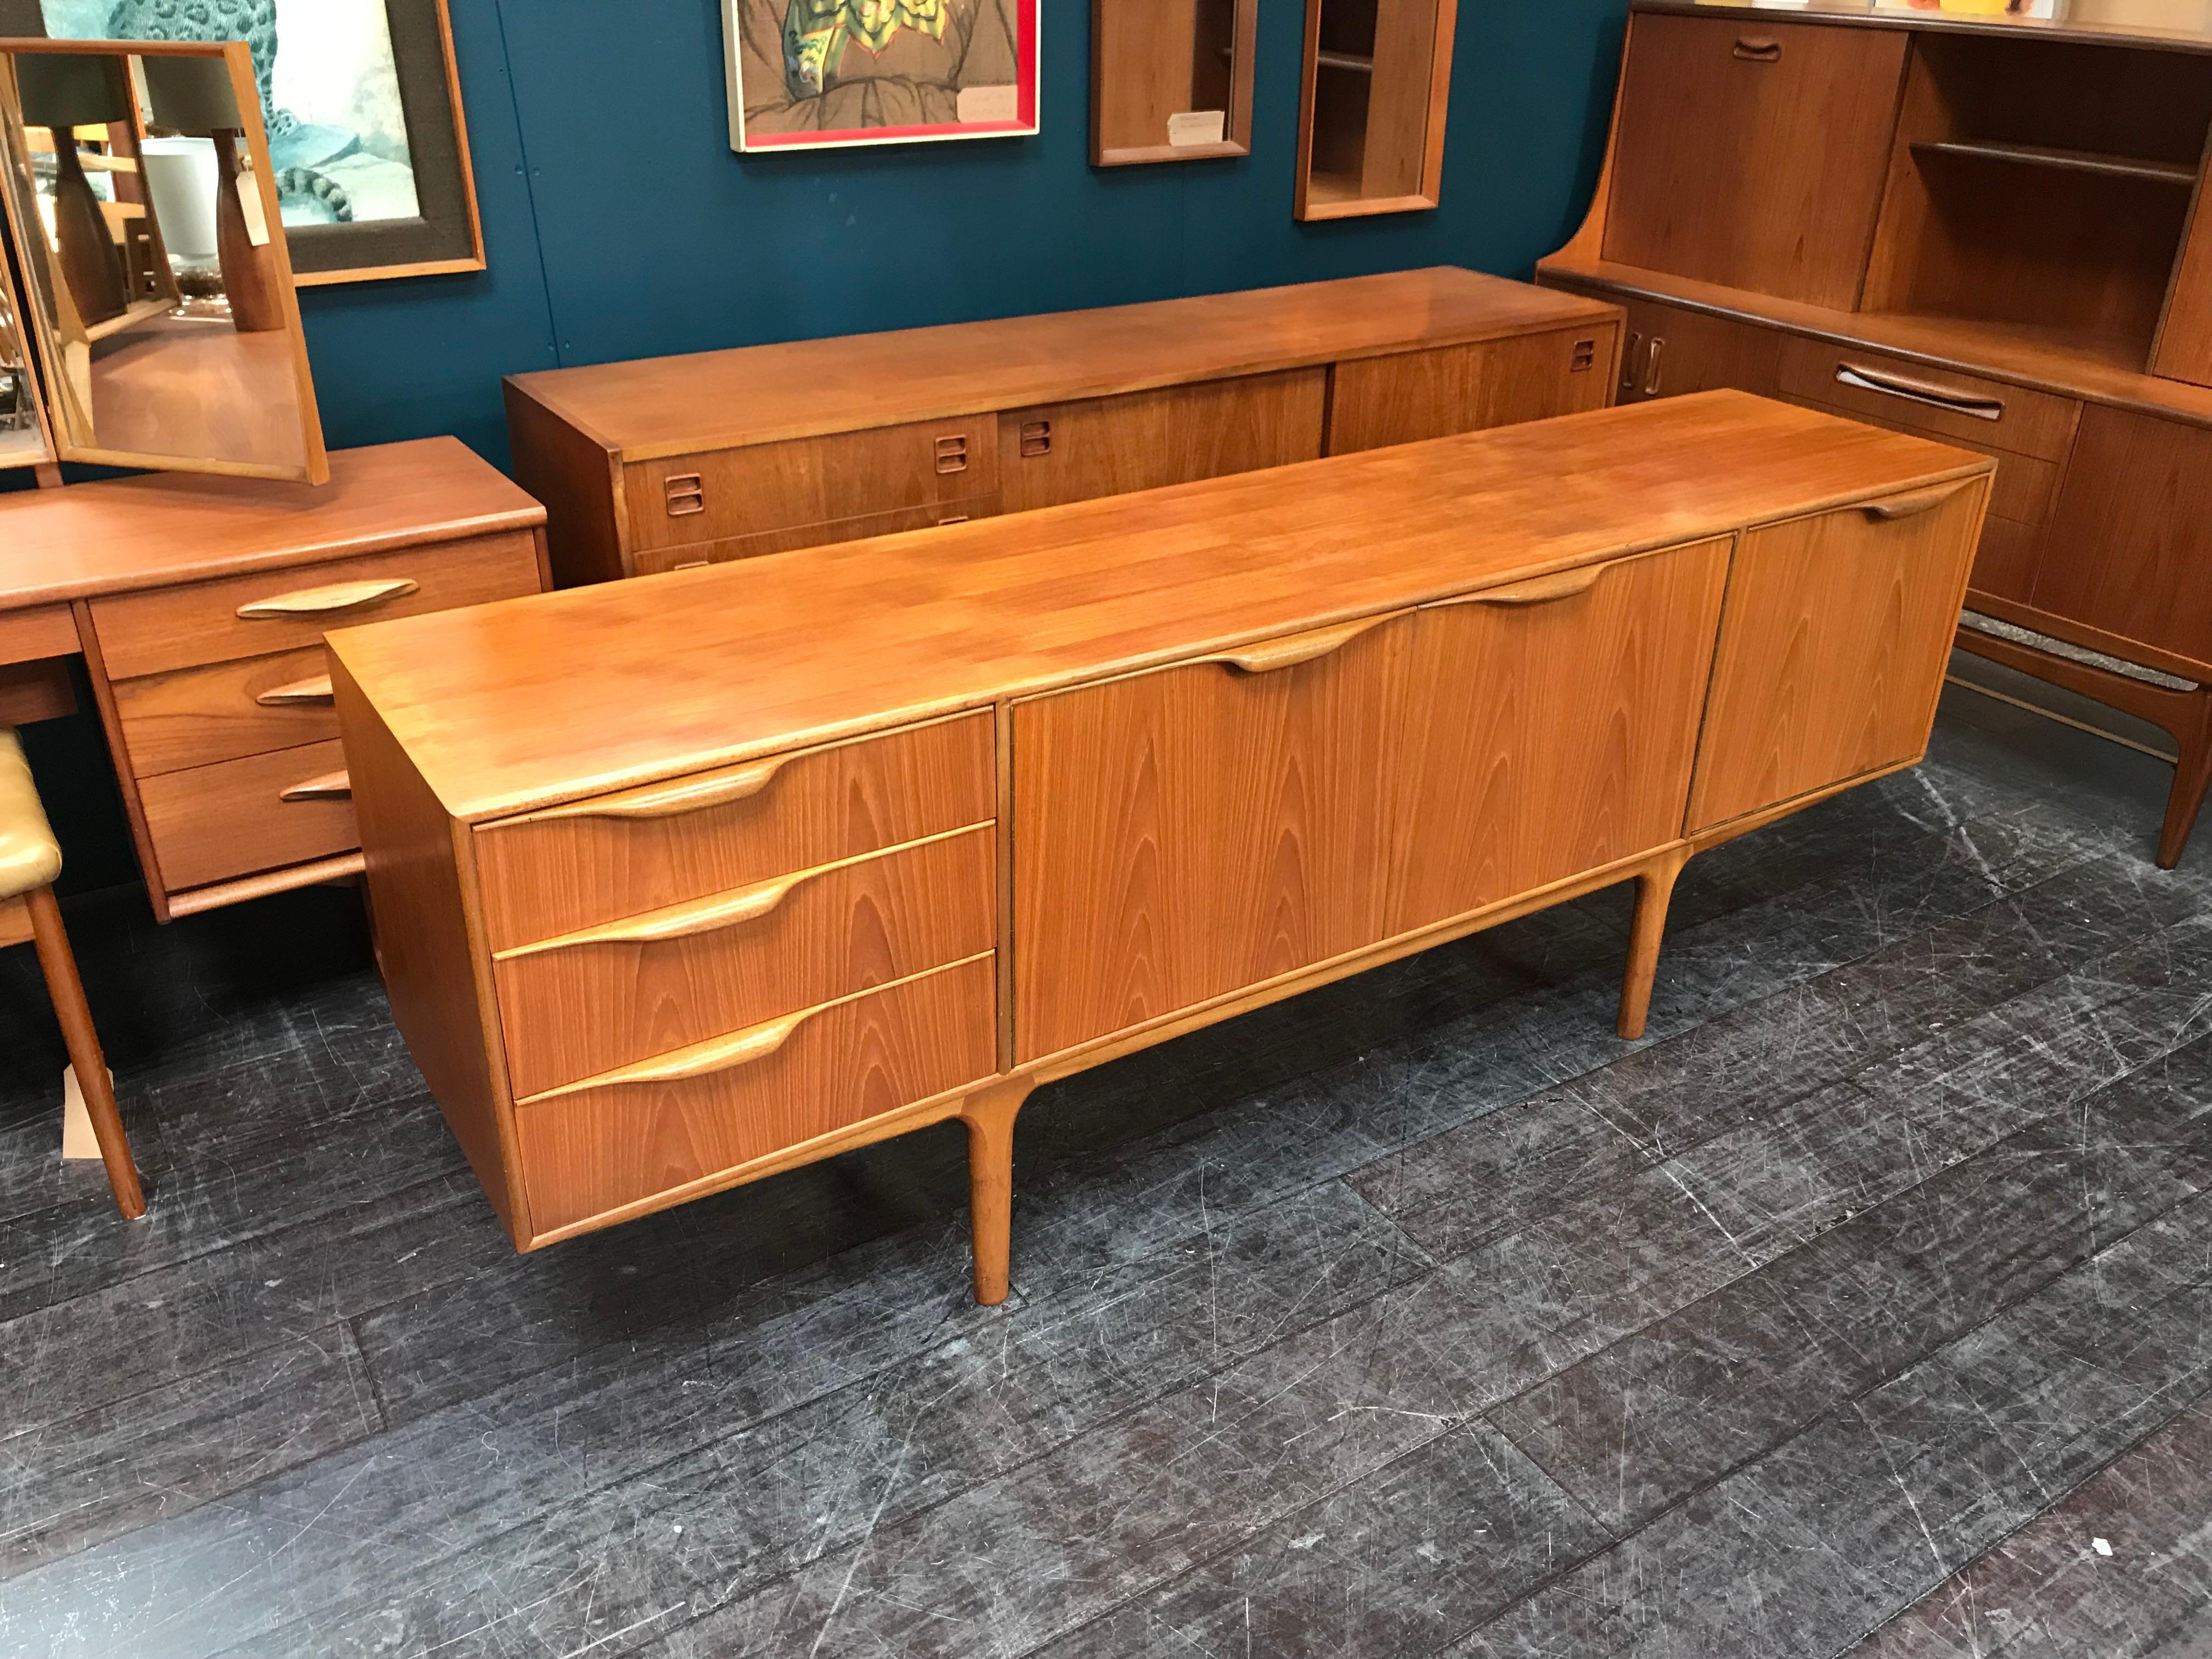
[1092,0,1258,165]
[0,38,327,483]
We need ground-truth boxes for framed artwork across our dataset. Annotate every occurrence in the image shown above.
[0,0,484,285]
[724,0,1040,153]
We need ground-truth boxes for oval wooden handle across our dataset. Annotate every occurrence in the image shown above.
[496,866,814,959]
[528,754,789,822]
[279,769,352,802]
[255,673,334,707]
[1733,36,1781,60]
[1863,484,1972,522]
[1437,563,1611,609]
[236,578,419,619]
[524,1005,817,1102]
[1207,614,1396,674]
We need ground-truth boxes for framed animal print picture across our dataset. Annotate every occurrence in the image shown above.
[724,0,1040,153]
[1,0,484,285]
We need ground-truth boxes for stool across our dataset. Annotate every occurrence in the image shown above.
[1,729,143,1218]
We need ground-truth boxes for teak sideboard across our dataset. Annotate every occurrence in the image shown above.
[1539,0,2212,867]
[503,268,1621,584]
[332,393,1991,1302]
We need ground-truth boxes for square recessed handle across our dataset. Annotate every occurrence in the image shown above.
[934,435,969,474]
[664,473,706,517]
[1020,420,1053,459]
[1571,338,1598,372]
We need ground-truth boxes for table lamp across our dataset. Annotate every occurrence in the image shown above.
[138,53,281,333]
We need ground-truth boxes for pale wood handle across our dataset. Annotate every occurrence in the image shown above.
[236,578,419,619]
[1834,364,2004,421]
[279,770,351,802]
[523,1006,815,1102]
[1207,614,1396,674]
[254,674,334,707]
[1434,564,1610,609]
[1863,484,1973,522]
[524,755,788,822]
[496,867,812,959]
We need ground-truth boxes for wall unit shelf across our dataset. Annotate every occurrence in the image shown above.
[1910,139,2199,187]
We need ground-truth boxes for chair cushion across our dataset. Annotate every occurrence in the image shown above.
[0,729,62,901]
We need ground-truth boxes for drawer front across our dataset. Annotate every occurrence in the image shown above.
[998,368,1327,514]
[476,710,997,952]
[1689,478,1990,833]
[1777,337,2080,462]
[496,825,997,1099]
[113,645,338,777]
[138,739,357,893]
[514,954,998,1237]
[1780,393,2060,526]
[630,496,1001,577]
[91,532,544,681]
[1325,326,1617,457]
[625,416,1000,554]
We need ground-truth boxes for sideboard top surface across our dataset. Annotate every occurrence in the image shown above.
[503,268,1623,461]
[1637,0,2212,53]
[331,393,1990,826]
[0,438,545,612]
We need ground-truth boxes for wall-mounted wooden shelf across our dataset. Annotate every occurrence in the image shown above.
[1295,0,1457,220]
[1092,0,1257,167]
[1912,139,2199,187]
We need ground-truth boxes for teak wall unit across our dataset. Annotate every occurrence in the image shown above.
[331,393,1992,1302]
[1539,0,2212,868]
[1295,0,1458,218]
[502,269,1617,586]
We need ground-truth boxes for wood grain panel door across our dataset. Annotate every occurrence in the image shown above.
[998,368,1328,514]
[1384,539,1733,933]
[1611,295,1787,406]
[1325,326,1617,456]
[1689,479,1990,833]
[1011,611,1414,1062]
[1602,16,1907,308]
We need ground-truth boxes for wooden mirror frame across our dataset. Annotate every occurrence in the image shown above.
[0,201,55,475]
[1092,0,1259,166]
[0,38,328,484]
[1294,0,1458,220]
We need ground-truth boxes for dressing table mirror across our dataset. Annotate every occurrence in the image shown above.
[0,196,54,470]
[0,38,326,484]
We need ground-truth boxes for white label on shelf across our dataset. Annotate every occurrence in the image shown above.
[236,174,271,246]
[1169,110,1227,148]
[958,84,1020,124]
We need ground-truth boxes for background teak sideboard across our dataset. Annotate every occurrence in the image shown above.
[503,268,1622,584]
[0,440,545,919]
[1540,0,2212,868]
[331,392,1993,1304]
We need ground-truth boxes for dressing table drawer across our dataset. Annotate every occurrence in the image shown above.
[137,740,357,892]
[112,646,341,777]
[89,531,543,679]
[474,710,997,952]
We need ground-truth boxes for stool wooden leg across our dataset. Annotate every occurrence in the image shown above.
[1619,848,1690,1042]
[2157,691,2212,871]
[25,885,144,1219]
[958,1077,1035,1307]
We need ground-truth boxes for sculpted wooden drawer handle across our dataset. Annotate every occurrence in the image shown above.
[522,1006,819,1103]
[1732,36,1781,61]
[255,674,335,707]
[1862,484,1973,523]
[279,770,352,802]
[236,578,420,619]
[1434,564,1611,609]
[1205,613,1400,674]
[519,754,789,823]
[1835,365,2004,422]
[496,866,817,960]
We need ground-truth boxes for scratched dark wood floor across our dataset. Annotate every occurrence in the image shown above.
[4,675,2212,1658]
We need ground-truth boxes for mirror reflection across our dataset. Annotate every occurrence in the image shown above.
[0,234,44,465]
[0,42,325,481]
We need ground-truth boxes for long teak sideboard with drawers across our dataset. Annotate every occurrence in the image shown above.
[1538,0,2212,868]
[332,393,1992,1303]
[501,268,1623,584]
[0,440,547,920]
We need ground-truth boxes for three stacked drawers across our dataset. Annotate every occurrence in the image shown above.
[473,710,1002,1237]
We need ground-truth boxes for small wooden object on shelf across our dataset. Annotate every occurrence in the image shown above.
[1294,0,1458,219]
[1092,0,1256,165]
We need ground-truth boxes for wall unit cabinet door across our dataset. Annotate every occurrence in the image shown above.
[1325,328,1616,456]
[1611,295,1786,405]
[998,369,1327,514]
[1689,479,1989,833]
[1603,16,1907,308]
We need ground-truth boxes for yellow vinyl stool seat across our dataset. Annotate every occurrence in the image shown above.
[0,729,144,1218]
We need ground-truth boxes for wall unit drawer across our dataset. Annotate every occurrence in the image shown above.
[1325,328,1617,456]
[475,710,996,952]
[1689,479,1989,833]
[1604,15,1907,308]
[629,497,1001,577]
[1776,338,2079,462]
[112,646,340,777]
[1779,394,2061,526]
[624,416,1000,554]
[997,368,1328,514]
[90,532,544,681]
[495,825,997,1099]
[138,740,357,893]
[514,953,998,1236]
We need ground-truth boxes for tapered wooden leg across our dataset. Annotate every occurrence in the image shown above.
[25,885,144,1219]
[2157,692,2212,871]
[958,1077,1035,1307]
[1618,849,1690,1042]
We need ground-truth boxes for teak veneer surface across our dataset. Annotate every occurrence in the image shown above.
[1635,0,2212,52]
[329,393,1990,825]
[501,269,1621,461]
[0,438,545,611]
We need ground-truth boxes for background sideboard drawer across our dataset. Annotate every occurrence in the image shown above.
[494,825,998,1099]
[475,711,997,952]
[137,740,357,893]
[629,497,1003,575]
[624,415,1001,554]
[513,954,998,1237]
[90,532,545,680]
[112,646,340,777]
[1778,338,2080,461]
[1325,328,1618,455]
